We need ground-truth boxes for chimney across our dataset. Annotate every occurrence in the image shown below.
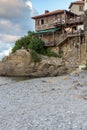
[45,10,49,14]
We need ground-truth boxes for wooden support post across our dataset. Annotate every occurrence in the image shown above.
[85,32,87,61]
[42,34,43,40]
[79,34,81,63]
[85,33,87,52]
[72,27,73,34]
[53,32,55,45]
[56,45,59,54]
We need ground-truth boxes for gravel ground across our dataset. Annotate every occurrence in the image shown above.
[0,71,87,130]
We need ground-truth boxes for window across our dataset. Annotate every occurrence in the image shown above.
[37,20,39,25]
[57,14,61,18]
[79,6,83,11]
[41,19,44,24]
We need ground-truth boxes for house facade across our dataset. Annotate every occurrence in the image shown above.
[32,10,77,31]
[32,1,86,66]
[32,10,79,46]
[69,0,84,15]
[69,0,85,30]
[84,0,87,10]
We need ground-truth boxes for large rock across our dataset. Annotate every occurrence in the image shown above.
[0,49,67,77]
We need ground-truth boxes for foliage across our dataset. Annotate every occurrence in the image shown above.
[46,48,59,57]
[12,36,30,53]
[85,62,87,70]
[82,62,87,70]
[30,50,41,62]
[28,37,46,55]
[12,31,61,58]
[12,31,46,55]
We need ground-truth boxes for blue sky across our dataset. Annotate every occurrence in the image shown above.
[32,0,75,14]
[0,0,75,60]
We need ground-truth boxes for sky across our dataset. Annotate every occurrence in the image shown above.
[0,0,75,60]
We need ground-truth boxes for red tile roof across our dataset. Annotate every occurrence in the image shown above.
[32,9,77,19]
[32,10,64,19]
[69,0,84,9]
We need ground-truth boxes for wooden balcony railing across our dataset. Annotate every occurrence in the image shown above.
[44,30,85,47]
[54,16,84,27]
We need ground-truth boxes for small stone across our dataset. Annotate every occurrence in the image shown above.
[51,88,55,91]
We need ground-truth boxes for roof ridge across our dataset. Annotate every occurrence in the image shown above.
[69,0,84,9]
[32,10,66,19]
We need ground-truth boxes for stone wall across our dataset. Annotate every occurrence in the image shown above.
[41,31,62,44]
[50,46,59,54]
[35,13,65,31]
[35,11,77,31]
[58,37,87,69]
[59,38,79,68]
[46,33,87,70]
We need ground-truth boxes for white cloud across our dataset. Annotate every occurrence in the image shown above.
[0,19,22,35]
[0,48,12,61]
[26,1,33,10]
[0,0,25,18]
[0,34,21,43]
[0,33,20,61]
[0,42,12,60]
[0,0,38,60]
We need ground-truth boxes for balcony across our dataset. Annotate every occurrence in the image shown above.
[54,16,84,27]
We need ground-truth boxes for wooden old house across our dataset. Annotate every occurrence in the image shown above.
[32,10,79,47]
[32,1,87,66]
[32,9,84,47]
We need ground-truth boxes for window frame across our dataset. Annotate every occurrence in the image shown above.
[79,5,83,11]
[41,19,44,25]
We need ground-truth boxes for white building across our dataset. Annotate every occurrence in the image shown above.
[84,0,87,11]
[69,0,85,30]
[69,0,84,15]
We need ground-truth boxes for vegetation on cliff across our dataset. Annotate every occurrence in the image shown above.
[82,62,87,70]
[12,31,59,58]
[30,50,41,63]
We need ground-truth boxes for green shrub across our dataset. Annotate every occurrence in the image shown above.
[29,37,46,55]
[12,31,62,58]
[12,36,31,53]
[12,31,46,55]
[46,49,59,57]
[85,62,87,69]
[30,50,41,63]
[82,62,87,70]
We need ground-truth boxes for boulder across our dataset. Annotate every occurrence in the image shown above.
[0,49,67,77]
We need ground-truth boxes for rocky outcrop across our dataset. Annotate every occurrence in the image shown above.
[0,49,67,77]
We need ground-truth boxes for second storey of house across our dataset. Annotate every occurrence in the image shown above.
[69,0,84,15]
[32,10,77,31]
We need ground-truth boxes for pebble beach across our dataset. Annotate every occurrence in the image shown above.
[0,71,87,130]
